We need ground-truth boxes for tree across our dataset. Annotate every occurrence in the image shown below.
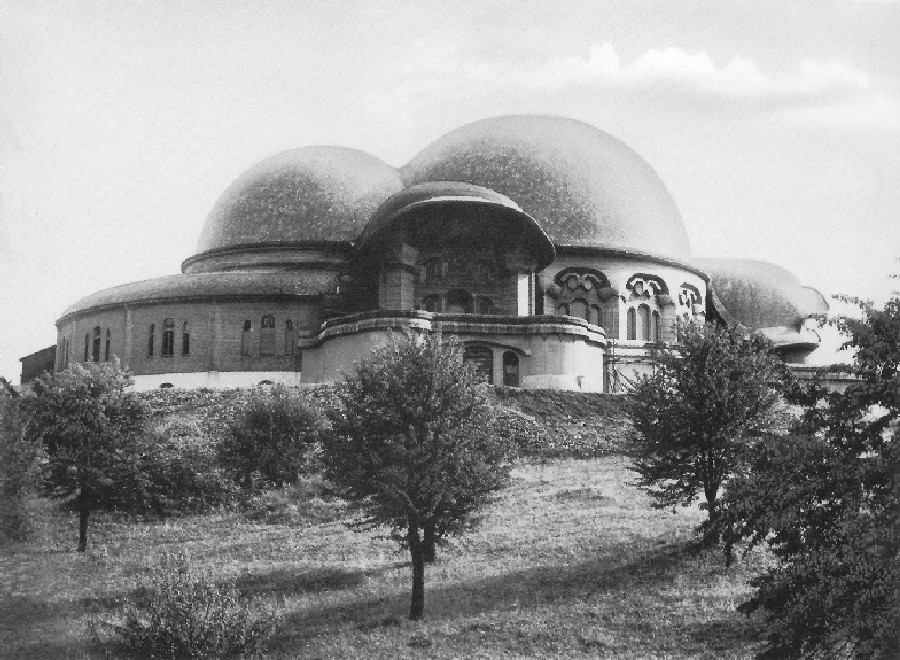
[718,294,900,659]
[23,361,148,551]
[323,333,510,620]
[219,384,324,491]
[626,321,788,540]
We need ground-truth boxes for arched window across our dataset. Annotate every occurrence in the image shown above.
[627,308,637,340]
[260,314,276,355]
[638,305,651,341]
[92,326,101,363]
[557,303,570,316]
[424,258,442,283]
[162,318,175,357]
[182,321,190,355]
[571,298,589,321]
[502,351,520,387]
[590,305,603,328]
[446,289,473,314]
[84,333,90,362]
[105,329,111,361]
[478,296,496,315]
[148,324,155,357]
[463,346,493,383]
[423,295,442,312]
[240,320,252,356]
[284,320,294,355]
[652,311,660,342]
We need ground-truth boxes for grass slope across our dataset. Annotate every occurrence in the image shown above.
[1,456,767,659]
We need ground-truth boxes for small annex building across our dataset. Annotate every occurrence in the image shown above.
[54,115,828,392]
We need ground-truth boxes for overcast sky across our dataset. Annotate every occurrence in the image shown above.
[2,0,898,383]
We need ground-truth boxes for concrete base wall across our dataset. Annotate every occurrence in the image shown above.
[299,312,606,392]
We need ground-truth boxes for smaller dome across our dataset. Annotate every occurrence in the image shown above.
[357,182,556,270]
[195,146,403,254]
[697,258,828,329]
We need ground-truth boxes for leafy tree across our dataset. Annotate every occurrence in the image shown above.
[1,390,42,542]
[23,361,148,551]
[719,294,900,659]
[219,384,324,491]
[323,333,510,620]
[626,321,788,540]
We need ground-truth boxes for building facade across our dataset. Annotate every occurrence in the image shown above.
[54,115,827,391]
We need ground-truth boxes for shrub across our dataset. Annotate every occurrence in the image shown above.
[0,392,42,542]
[124,431,238,517]
[241,475,345,526]
[94,553,275,659]
[219,385,324,491]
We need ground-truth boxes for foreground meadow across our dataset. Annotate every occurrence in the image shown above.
[1,457,768,659]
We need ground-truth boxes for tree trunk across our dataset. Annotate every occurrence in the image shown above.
[423,522,436,563]
[703,483,720,545]
[407,521,425,620]
[78,501,90,552]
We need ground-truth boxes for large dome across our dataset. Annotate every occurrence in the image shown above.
[402,115,692,261]
[196,146,403,253]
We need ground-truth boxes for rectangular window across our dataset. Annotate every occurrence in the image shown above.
[92,327,101,363]
[260,315,275,355]
[162,318,175,357]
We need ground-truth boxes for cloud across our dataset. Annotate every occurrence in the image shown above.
[488,43,871,103]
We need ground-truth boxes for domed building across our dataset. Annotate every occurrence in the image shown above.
[53,115,826,392]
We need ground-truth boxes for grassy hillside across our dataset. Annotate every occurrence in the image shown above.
[139,385,635,458]
[1,388,767,659]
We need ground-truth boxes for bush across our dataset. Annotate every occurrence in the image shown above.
[241,475,345,526]
[0,392,42,542]
[220,385,324,491]
[94,553,275,659]
[122,431,238,517]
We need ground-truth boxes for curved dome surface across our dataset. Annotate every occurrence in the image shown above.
[59,272,328,320]
[196,146,404,253]
[402,115,692,260]
[697,258,828,329]
[358,181,556,269]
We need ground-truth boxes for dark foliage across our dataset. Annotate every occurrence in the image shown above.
[0,391,42,542]
[719,294,900,659]
[219,384,324,491]
[119,431,238,517]
[323,333,511,619]
[626,321,788,539]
